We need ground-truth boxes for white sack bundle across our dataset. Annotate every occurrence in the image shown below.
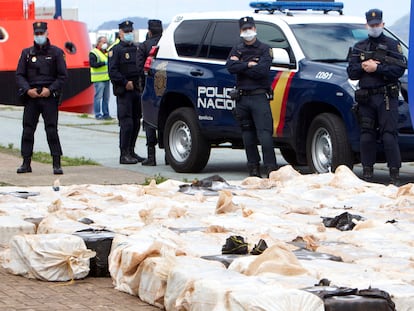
[0,216,36,247]
[187,269,321,311]
[1,233,95,281]
[164,256,226,311]
[230,243,308,276]
[228,287,324,311]
[135,256,170,308]
[136,255,225,309]
[108,227,186,296]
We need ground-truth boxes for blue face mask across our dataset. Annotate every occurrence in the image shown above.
[34,35,47,45]
[123,32,134,42]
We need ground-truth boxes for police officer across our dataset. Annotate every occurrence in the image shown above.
[226,16,278,178]
[136,19,163,166]
[347,9,406,185]
[15,21,67,175]
[108,20,145,164]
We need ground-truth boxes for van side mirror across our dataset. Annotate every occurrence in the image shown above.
[272,48,290,65]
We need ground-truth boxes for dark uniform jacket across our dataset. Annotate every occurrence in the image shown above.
[16,39,67,96]
[226,39,272,91]
[347,33,405,89]
[108,40,140,88]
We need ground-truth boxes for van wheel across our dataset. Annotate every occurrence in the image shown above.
[306,113,354,173]
[164,107,211,173]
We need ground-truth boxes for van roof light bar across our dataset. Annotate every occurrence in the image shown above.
[250,1,344,15]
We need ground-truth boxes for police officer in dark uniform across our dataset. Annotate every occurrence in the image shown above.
[136,19,163,166]
[347,9,406,185]
[226,16,278,178]
[108,20,145,164]
[15,21,67,175]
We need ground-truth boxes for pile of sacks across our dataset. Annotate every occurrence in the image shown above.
[0,165,414,310]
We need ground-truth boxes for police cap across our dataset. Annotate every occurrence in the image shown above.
[148,19,163,34]
[239,16,255,30]
[33,21,47,33]
[365,9,383,26]
[119,20,134,32]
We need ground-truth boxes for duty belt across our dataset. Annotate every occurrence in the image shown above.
[364,84,398,96]
[240,88,268,96]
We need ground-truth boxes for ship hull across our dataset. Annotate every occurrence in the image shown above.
[0,19,93,113]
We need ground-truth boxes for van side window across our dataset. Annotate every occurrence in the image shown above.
[174,20,210,57]
[207,21,240,60]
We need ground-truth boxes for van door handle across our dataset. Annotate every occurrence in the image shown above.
[190,69,204,76]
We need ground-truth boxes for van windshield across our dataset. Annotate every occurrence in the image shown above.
[290,23,407,62]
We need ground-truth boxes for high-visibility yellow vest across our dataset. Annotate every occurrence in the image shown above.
[90,48,109,82]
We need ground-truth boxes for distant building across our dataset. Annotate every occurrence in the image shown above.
[35,7,78,20]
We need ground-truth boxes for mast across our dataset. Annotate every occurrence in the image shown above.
[54,0,62,19]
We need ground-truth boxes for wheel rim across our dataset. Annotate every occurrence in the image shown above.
[169,120,192,162]
[311,127,332,173]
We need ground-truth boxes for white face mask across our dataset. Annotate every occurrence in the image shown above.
[240,29,257,42]
[101,43,108,50]
[367,26,383,38]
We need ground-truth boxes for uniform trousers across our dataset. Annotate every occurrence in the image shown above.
[144,121,157,147]
[116,89,141,151]
[21,97,62,157]
[234,93,277,167]
[359,93,401,168]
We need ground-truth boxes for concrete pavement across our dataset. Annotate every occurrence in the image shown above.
[0,104,252,183]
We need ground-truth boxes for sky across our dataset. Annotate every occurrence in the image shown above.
[37,0,411,30]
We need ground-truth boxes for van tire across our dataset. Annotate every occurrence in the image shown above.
[306,113,354,173]
[164,107,211,173]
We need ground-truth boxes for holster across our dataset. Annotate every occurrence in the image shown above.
[354,89,369,104]
[52,90,63,106]
[387,84,400,98]
[229,88,240,101]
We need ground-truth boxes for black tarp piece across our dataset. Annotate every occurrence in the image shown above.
[73,229,115,277]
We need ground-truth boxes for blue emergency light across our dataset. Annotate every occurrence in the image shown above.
[250,1,344,14]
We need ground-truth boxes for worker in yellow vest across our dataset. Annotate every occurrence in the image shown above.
[89,36,111,120]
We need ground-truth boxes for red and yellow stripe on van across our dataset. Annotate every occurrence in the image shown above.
[270,71,295,137]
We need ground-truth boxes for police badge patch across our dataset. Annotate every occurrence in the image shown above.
[125,53,130,59]
[108,51,113,58]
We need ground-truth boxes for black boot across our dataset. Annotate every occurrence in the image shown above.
[247,163,261,178]
[142,146,156,166]
[17,157,32,174]
[389,167,401,186]
[362,166,373,182]
[53,156,63,175]
[120,150,138,164]
[129,148,145,162]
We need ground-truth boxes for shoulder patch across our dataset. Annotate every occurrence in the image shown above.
[108,50,113,58]
[269,48,273,58]
[397,44,403,54]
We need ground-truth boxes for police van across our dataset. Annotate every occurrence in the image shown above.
[142,1,411,173]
